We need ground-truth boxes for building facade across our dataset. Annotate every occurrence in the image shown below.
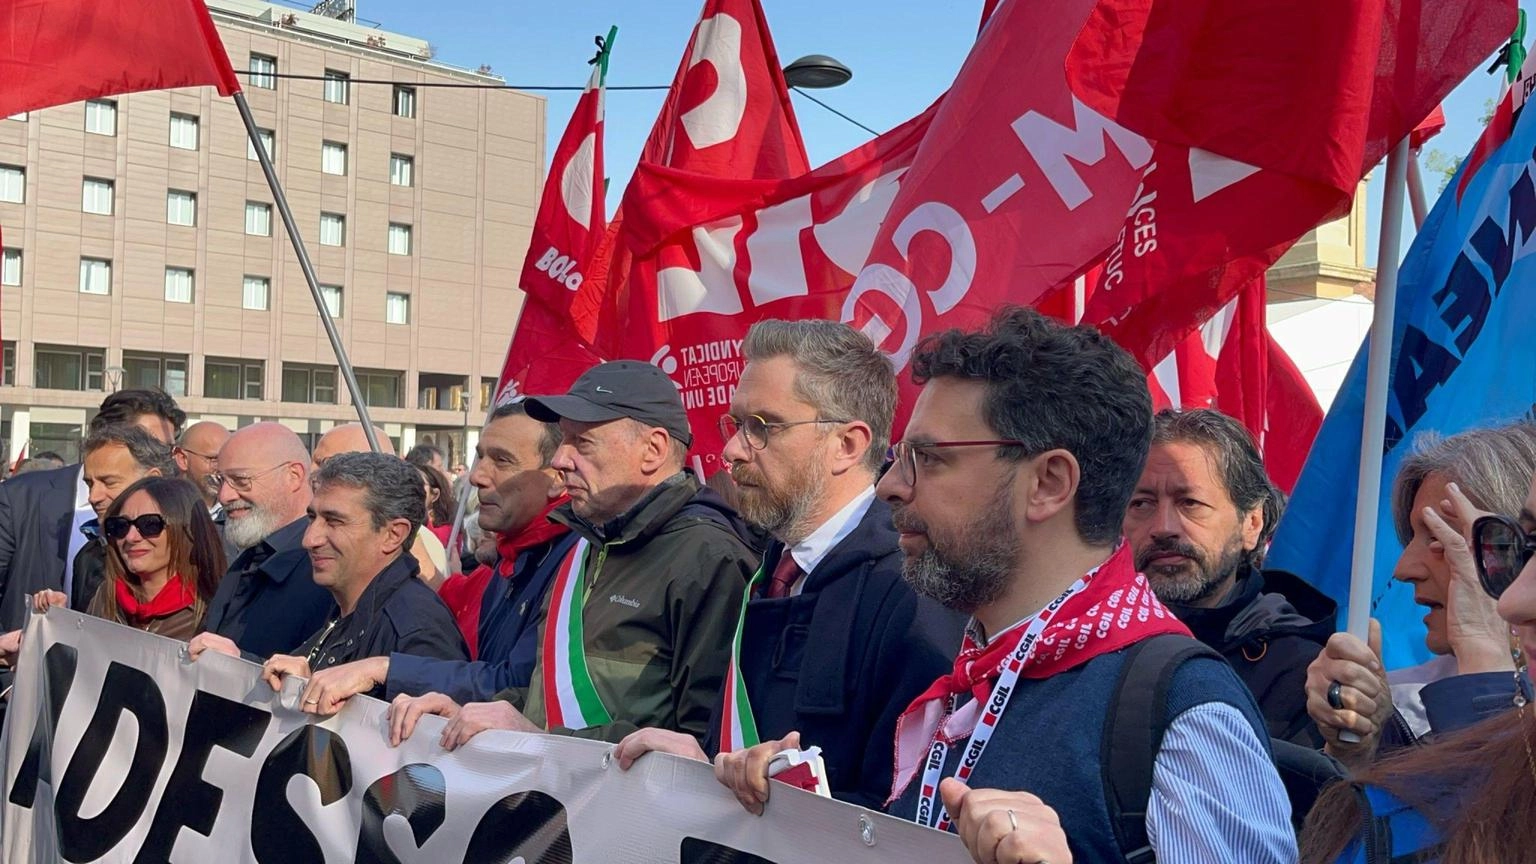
[0,0,543,465]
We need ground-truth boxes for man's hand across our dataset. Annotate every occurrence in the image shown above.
[0,629,22,667]
[1306,621,1390,770]
[261,654,312,693]
[32,590,67,614]
[298,656,388,716]
[439,700,539,750]
[1426,483,1515,674]
[187,632,241,661]
[614,728,708,770]
[387,692,461,747]
[712,731,801,816]
[939,779,1072,864]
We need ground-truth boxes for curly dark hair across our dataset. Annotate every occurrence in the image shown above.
[910,306,1153,546]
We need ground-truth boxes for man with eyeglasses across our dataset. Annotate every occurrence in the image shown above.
[189,422,331,660]
[385,360,756,748]
[615,319,962,810]
[858,309,1292,864]
[174,420,236,560]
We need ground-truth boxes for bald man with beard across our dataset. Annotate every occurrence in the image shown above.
[310,423,448,589]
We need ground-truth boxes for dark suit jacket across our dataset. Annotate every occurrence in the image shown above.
[202,516,332,659]
[0,465,81,631]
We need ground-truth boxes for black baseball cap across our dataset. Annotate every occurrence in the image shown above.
[525,361,693,447]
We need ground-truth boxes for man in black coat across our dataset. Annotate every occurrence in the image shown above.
[0,389,184,632]
[617,320,963,809]
[258,452,466,700]
[1123,408,1336,745]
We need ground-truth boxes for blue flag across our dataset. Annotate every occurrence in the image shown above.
[1268,104,1536,670]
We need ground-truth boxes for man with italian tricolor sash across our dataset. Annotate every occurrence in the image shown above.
[615,320,961,809]
[723,309,1295,864]
[392,361,757,747]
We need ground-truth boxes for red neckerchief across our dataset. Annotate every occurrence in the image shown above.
[115,574,197,628]
[890,544,1190,800]
[437,495,570,659]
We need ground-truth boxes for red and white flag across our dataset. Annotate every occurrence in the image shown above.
[1068,0,1514,366]
[497,34,615,402]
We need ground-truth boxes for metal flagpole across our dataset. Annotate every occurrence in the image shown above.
[1406,149,1429,229]
[232,91,383,453]
[1346,137,1411,641]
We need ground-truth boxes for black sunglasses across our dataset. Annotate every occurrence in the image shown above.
[102,513,168,541]
[1471,514,1536,600]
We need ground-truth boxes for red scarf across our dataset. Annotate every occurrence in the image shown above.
[115,574,197,628]
[437,495,570,658]
[890,544,1190,799]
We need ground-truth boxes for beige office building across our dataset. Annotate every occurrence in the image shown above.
[0,0,543,465]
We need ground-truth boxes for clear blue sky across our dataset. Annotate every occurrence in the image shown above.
[353,0,1526,267]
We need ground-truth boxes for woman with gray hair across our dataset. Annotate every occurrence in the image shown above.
[1306,420,1536,771]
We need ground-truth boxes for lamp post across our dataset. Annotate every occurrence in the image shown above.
[782,54,853,89]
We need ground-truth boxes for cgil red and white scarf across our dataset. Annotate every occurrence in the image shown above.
[890,544,1190,806]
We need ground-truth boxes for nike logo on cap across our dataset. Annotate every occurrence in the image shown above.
[595,386,614,394]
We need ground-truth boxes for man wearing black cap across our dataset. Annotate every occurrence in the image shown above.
[387,360,758,746]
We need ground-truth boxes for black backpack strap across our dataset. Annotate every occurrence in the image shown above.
[1102,634,1223,864]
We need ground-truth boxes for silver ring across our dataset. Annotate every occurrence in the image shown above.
[1327,680,1345,710]
[1007,809,1018,831]
[304,697,318,704]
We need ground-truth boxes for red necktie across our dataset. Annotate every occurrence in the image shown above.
[763,552,801,599]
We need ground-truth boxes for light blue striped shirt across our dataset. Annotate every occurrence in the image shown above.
[1148,701,1298,863]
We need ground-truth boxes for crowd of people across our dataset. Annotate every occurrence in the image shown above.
[0,308,1529,864]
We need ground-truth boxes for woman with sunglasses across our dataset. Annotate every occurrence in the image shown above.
[1300,472,1536,864]
[1304,423,1536,771]
[79,476,225,639]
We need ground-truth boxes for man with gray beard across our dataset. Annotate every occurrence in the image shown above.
[191,423,331,659]
[617,320,961,810]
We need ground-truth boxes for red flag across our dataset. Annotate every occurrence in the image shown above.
[1411,104,1447,149]
[497,36,614,402]
[1068,0,1513,366]
[0,0,241,117]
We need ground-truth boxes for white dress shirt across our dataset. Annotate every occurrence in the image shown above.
[63,466,94,600]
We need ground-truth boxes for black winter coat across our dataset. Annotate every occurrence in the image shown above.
[704,497,964,809]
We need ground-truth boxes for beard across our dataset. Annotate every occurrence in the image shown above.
[223,500,287,550]
[892,477,1019,615]
[730,457,826,545]
[1136,531,1248,604]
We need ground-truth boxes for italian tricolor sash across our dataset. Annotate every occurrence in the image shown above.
[540,538,612,730]
[718,564,765,752]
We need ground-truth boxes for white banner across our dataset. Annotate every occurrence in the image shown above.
[0,608,966,864]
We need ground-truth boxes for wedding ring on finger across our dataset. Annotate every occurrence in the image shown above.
[1327,680,1345,710]
[1007,809,1018,831]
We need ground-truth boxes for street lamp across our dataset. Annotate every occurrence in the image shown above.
[104,365,125,393]
[782,54,852,89]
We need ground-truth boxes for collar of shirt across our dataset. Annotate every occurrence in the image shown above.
[786,484,876,590]
[73,465,90,509]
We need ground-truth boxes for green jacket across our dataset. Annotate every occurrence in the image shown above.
[497,472,757,743]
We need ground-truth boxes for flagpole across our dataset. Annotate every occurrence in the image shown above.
[232,91,382,453]
[1346,137,1410,642]
[1406,149,1429,229]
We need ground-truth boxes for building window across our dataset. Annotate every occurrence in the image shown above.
[164,267,194,303]
[2,248,19,287]
[480,376,497,411]
[388,223,412,255]
[166,190,197,226]
[245,201,272,236]
[389,153,414,187]
[247,128,275,161]
[35,345,105,391]
[242,275,270,310]
[320,284,343,318]
[323,69,350,104]
[385,292,410,324]
[282,364,337,404]
[0,165,23,203]
[319,212,345,247]
[359,369,402,408]
[392,85,417,118]
[205,358,264,400]
[82,178,114,215]
[78,258,111,295]
[169,113,200,150]
[2,342,13,386]
[321,141,347,176]
[124,352,188,397]
[84,100,116,136]
[249,53,277,89]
